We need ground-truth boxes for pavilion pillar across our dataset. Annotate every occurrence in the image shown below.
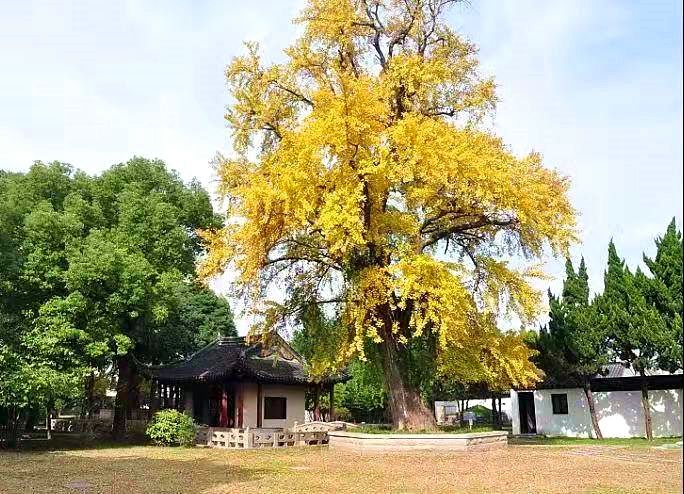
[219,384,229,427]
[256,383,263,428]
[236,384,244,428]
[328,384,334,422]
[149,379,159,417]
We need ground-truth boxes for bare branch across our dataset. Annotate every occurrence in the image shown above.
[420,214,518,251]
[269,80,314,107]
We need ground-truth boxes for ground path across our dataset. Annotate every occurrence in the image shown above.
[0,442,681,493]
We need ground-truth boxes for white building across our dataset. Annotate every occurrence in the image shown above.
[511,364,683,438]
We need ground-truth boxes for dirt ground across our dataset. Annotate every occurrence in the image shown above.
[0,443,681,494]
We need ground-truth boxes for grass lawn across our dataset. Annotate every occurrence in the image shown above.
[352,424,496,434]
[0,437,681,493]
[510,435,682,448]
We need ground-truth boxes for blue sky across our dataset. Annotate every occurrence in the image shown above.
[1,0,681,334]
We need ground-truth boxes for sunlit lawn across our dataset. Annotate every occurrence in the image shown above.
[0,436,681,493]
[510,435,682,448]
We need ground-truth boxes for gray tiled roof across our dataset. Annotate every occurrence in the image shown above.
[530,362,682,390]
[145,336,348,385]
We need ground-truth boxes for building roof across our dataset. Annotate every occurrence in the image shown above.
[526,363,683,392]
[143,334,349,386]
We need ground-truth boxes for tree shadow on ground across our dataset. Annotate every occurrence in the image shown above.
[6,433,151,453]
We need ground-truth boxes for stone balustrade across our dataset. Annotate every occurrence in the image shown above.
[198,426,329,449]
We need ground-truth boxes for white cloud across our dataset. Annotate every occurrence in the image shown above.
[1,0,681,334]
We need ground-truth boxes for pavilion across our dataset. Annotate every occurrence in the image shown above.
[144,333,347,429]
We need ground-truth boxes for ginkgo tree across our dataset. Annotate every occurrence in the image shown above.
[202,0,576,429]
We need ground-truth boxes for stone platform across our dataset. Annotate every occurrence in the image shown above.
[327,430,508,452]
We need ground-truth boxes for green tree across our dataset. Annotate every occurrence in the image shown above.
[0,159,225,442]
[596,241,669,440]
[532,258,609,438]
[158,283,237,359]
[640,219,683,372]
[336,359,387,423]
[1,163,93,445]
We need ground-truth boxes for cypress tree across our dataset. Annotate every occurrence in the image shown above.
[641,219,683,373]
[535,257,608,438]
[598,241,668,440]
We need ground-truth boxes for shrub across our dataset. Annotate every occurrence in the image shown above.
[146,410,196,447]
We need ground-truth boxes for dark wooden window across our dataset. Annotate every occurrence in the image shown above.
[263,397,287,420]
[551,393,568,415]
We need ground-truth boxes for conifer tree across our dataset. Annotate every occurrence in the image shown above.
[597,241,667,439]
[641,219,683,372]
[537,257,608,438]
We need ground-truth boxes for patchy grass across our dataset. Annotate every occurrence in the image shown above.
[353,424,495,434]
[0,438,681,493]
[510,435,682,448]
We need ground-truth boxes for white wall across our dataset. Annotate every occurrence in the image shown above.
[242,383,258,427]
[260,384,306,430]
[511,388,683,438]
[238,383,306,429]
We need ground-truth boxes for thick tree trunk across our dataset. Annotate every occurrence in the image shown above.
[85,371,95,419]
[2,406,21,448]
[639,370,653,440]
[126,369,141,420]
[112,355,132,440]
[582,382,603,439]
[378,335,436,431]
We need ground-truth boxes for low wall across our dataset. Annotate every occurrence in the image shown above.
[197,427,328,449]
[328,430,508,452]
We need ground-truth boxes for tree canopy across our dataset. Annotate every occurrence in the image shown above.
[202,0,575,429]
[531,222,683,440]
[0,158,234,441]
[528,257,609,437]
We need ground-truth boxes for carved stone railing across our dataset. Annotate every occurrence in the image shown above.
[290,420,352,432]
[200,426,329,449]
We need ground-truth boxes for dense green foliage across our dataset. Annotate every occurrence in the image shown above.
[638,220,682,372]
[531,258,610,384]
[531,219,683,439]
[146,409,197,446]
[336,360,387,423]
[0,159,235,441]
[527,257,609,437]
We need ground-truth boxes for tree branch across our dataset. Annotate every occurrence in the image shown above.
[420,215,518,251]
